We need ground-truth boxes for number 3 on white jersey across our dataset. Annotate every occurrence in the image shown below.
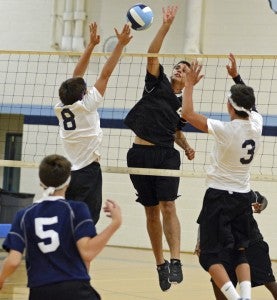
[35,217,60,253]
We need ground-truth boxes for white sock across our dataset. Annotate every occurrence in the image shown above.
[239,280,251,299]
[220,281,241,300]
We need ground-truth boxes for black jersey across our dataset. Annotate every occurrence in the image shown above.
[124,64,185,147]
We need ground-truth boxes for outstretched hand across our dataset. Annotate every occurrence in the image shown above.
[103,199,122,227]
[114,24,133,47]
[162,5,178,26]
[184,60,204,86]
[226,53,238,78]
[88,22,100,46]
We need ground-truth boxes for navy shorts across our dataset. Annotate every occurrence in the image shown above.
[66,161,102,224]
[29,280,101,300]
[198,188,254,253]
[127,144,181,206]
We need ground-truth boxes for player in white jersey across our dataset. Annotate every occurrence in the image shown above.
[182,60,263,300]
[55,22,132,224]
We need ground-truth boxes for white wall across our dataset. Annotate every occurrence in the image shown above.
[1,0,277,54]
[0,0,277,259]
[201,0,277,54]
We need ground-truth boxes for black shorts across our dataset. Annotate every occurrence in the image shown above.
[247,240,276,287]
[198,188,253,253]
[29,280,101,300]
[66,161,102,224]
[127,144,180,206]
[217,241,276,287]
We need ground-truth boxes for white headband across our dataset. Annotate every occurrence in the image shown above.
[40,176,71,197]
[227,92,251,116]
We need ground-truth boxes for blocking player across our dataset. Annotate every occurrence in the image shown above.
[55,22,132,224]
[195,191,277,299]
[182,56,263,299]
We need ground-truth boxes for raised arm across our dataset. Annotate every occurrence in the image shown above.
[73,22,100,78]
[94,24,132,96]
[182,60,208,133]
[147,6,178,77]
[226,53,245,85]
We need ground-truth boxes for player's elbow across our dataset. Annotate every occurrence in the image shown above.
[181,111,193,123]
[6,250,22,269]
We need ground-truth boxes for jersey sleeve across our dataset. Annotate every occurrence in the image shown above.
[72,202,97,241]
[82,87,103,111]
[2,210,25,253]
[232,74,245,85]
[144,64,165,94]
[207,118,230,143]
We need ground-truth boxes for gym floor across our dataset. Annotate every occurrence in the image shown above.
[0,246,276,299]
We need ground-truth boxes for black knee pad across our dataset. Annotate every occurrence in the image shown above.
[232,249,248,267]
[199,252,219,271]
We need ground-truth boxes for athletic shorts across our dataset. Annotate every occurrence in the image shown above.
[127,144,180,206]
[29,280,101,300]
[216,240,276,287]
[197,188,254,253]
[247,240,276,287]
[66,161,102,224]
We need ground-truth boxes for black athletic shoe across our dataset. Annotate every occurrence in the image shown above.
[169,259,183,284]
[157,260,171,291]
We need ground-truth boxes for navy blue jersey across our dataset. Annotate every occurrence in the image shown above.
[124,64,186,147]
[2,197,97,288]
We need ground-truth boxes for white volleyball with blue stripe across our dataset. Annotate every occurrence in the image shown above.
[127,4,153,31]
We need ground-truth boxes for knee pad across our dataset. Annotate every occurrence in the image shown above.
[199,252,219,271]
[232,249,248,267]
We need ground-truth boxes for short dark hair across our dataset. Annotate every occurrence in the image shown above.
[59,77,87,105]
[174,60,191,68]
[39,154,71,187]
[230,84,255,118]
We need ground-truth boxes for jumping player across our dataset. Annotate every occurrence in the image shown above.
[55,22,132,224]
[124,6,201,292]
[0,154,122,300]
[182,58,263,300]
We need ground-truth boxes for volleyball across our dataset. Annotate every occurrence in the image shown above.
[126,4,153,31]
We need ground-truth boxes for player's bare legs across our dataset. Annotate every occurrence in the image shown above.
[235,262,250,283]
[160,201,183,286]
[144,205,164,265]
[212,280,228,300]
[159,201,181,260]
[209,264,241,299]
[145,201,182,291]
[265,282,277,298]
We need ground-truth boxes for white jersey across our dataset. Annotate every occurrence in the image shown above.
[206,111,263,192]
[54,87,103,170]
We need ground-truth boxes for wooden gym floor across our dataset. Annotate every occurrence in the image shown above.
[0,246,276,299]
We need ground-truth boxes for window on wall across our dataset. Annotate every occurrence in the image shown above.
[3,133,22,192]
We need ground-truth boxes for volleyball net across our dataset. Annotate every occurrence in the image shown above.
[0,51,276,181]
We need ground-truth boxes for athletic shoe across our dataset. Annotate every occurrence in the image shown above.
[169,259,183,284]
[157,260,171,291]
